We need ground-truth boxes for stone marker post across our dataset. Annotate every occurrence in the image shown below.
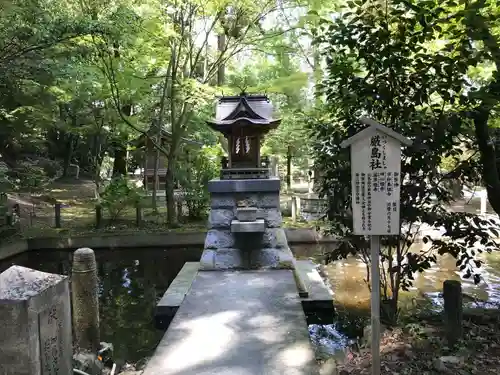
[443,279,463,346]
[72,247,100,353]
[0,265,72,375]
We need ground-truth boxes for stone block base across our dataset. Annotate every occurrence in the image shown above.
[199,247,295,271]
[199,249,244,270]
[249,248,295,269]
[200,177,295,271]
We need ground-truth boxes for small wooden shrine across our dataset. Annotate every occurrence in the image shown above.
[206,93,281,179]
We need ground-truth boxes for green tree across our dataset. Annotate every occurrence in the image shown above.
[309,0,500,323]
[0,0,101,165]
[98,0,299,225]
[398,0,500,217]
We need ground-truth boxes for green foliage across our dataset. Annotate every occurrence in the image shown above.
[9,162,51,191]
[0,163,14,233]
[177,146,220,220]
[226,38,314,167]
[100,176,142,222]
[0,162,12,194]
[37,158,63,179]
[310,0,500,323]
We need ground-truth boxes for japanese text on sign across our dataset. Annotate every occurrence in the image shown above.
[349,130,403,235]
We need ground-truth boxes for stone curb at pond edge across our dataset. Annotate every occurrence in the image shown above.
[0,228,339,261]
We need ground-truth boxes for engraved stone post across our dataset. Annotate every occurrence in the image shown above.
[72,247,100,353]
[0,265,72,375]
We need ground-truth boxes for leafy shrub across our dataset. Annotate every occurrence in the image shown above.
[177,146,220,220]
[100,176,142,222]
[37,158,62,179]
[9,162,49,191]
[0,162,12,194]
[309,2,500,325]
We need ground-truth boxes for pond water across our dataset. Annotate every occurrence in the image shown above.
[294,243,500,309]
[1,244,500,362]
[0,247,202,363]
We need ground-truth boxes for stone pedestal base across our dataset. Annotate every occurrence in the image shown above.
[199,178,296,271]
[200,246,295,270]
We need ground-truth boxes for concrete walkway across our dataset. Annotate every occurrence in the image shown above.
[143,270,319,375]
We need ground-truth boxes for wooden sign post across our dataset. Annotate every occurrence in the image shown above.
[341,117,412,375]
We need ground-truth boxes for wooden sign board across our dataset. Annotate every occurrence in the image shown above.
[341,118,412,236]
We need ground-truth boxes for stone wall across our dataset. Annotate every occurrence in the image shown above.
[199,178,296,271]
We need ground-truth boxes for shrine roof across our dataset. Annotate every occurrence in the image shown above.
[206,118,281,135]
[340,117,412,148]
[211,93,280,124]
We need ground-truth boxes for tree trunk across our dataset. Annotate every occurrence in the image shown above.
[62,134,75,177]
[473,106,500,215]
[286,145,292,190]
[217,34,226,86]
[165,151,177,227]
[112,145,127,177]
[46,128,59,160]
[313,48,322,106]
[216,34,228,152]
[152,137,160,212]
[112,104,132,177]
[93,134,104,199]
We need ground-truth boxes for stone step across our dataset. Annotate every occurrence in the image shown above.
[145,270,319,375]
[295,260,335,324]
[154,260,335,329]
[155,262,199,329]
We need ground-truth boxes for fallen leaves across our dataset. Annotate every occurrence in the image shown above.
[334,317,500,375]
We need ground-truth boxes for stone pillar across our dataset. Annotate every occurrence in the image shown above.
[200,177,296,270]
[291,196,297,222]
[270,156,278,177]
[72,248,100,353]
[0,265,72,375]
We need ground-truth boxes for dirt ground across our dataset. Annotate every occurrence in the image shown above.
[7,179,98,229]
[4,178,215,236]
[332,318,500,375]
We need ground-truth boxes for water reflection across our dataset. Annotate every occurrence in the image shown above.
[293,243,500,308]
[1,243,499,362]
[0,247,201,362]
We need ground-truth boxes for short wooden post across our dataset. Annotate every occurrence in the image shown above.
[54,202,62,228]
[291,196,297,222]
[480,191,487,215]
[176,199,183,220]
[443,280,463,346]
[136,203,143,227]
[95,204,102,229]
[5,212,13,226]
